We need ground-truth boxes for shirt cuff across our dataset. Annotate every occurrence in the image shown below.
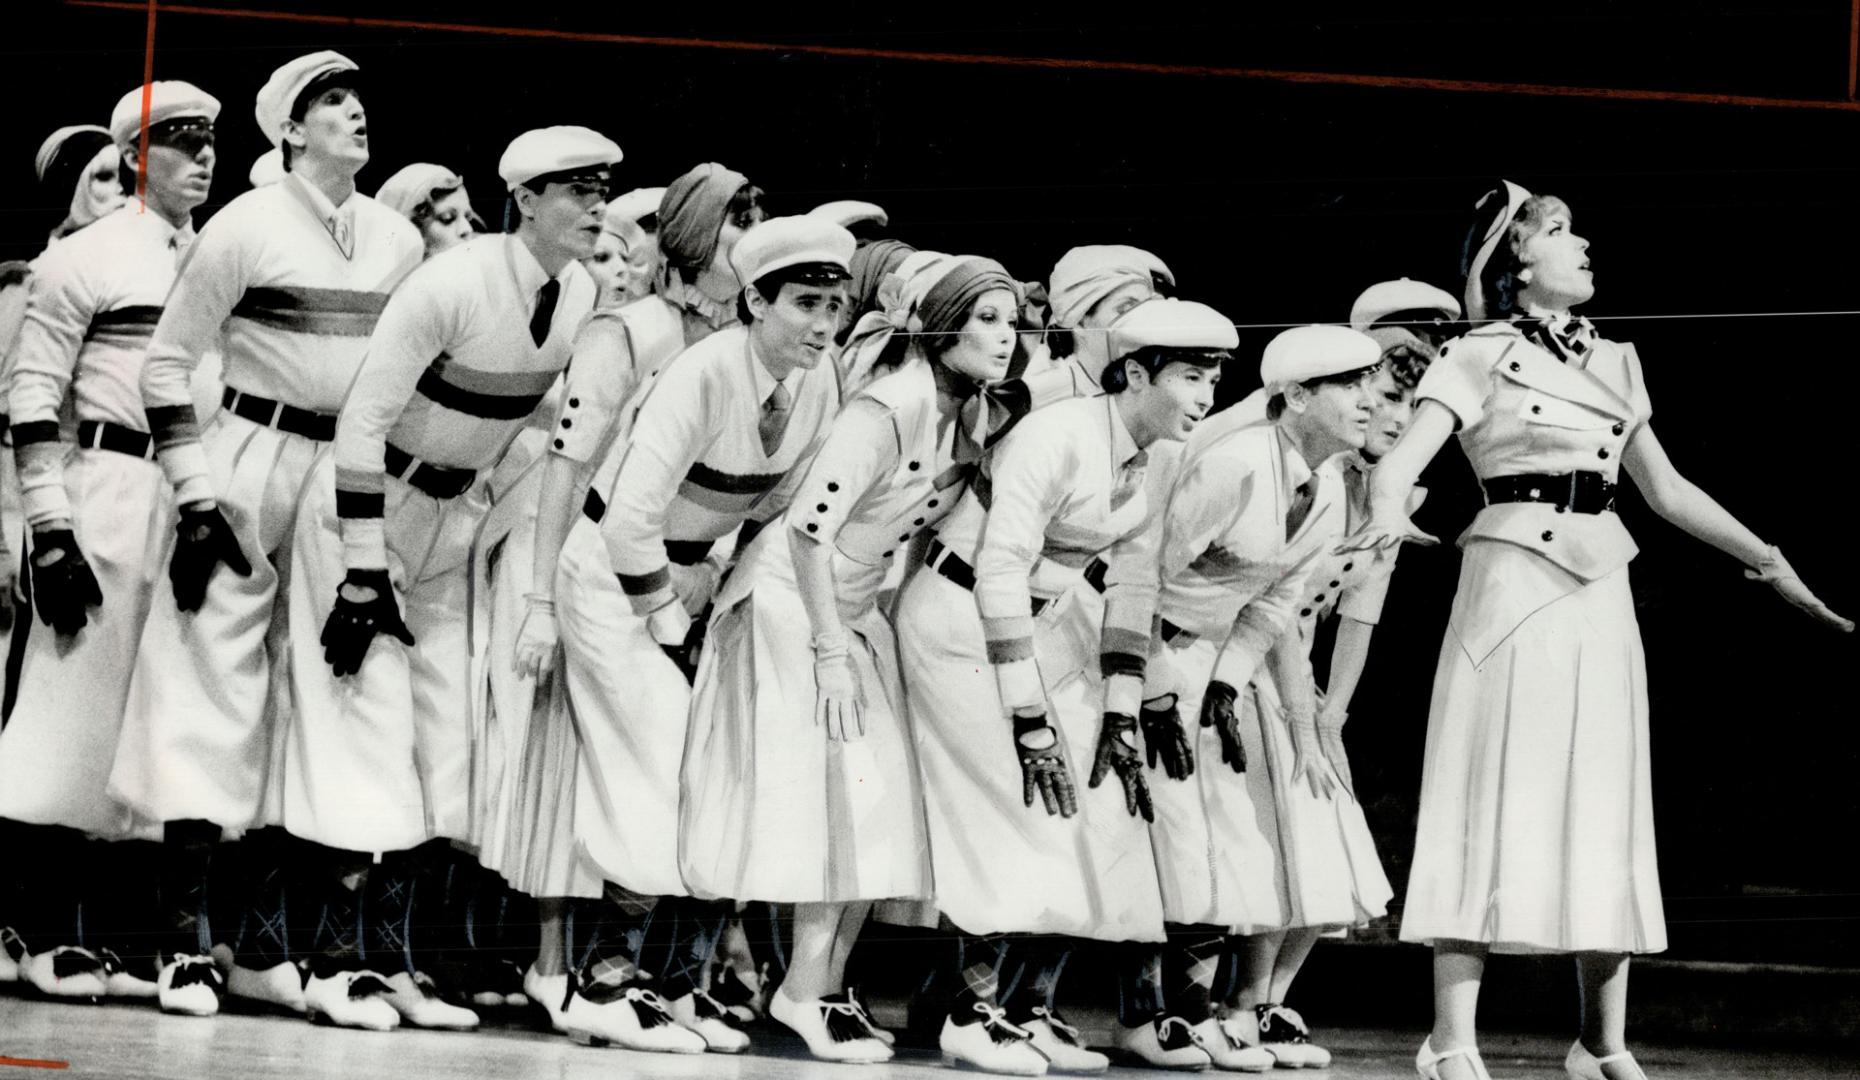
[1104,673,1143,717]
[993,656,1044,713]
[341,518,389,571]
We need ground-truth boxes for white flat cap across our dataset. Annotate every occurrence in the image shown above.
[35,125,111,182]
[1349,278,1461,331]
[498,126,622,190]
[109,81,220,147]
[377,162,464,218]
[1260,325,1383,388]
[809,199,888,230]
[606,186,665,226]
[247,148,285,188]
[1049,244,1176,329]
[730,216,856,288]
[1107,298,1237,360]
[254,50,357,147]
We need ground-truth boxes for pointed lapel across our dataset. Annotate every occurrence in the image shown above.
[1477,325,1636,422]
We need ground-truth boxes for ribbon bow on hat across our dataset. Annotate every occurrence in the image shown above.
[1463,179,1534,322]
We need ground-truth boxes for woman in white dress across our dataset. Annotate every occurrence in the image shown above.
[1344,181,1852,1080]
[682,254,1024,1063]
[897,297,1235,1075]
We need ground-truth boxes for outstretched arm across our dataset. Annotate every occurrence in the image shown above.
[1624,422,1850,631]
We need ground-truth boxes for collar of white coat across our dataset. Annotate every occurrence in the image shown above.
[1471,320,1637,423]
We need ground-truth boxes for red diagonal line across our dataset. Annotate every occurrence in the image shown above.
[64,0,1860,113]
[135,0,157,209]
[0,1057,70,1070]
[1849,0,1858,99]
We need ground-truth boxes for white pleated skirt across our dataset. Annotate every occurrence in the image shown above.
[1143,635,1287,932]
[679,526,930,903]
[895,569,1165,943]
[1399,544,1664,954]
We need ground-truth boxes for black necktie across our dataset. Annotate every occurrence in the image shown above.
[1286,478,1314,540]
[530,279,561,347]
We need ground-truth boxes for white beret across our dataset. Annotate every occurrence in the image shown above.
[1464,179,1535,322]
[1106,298,1237,360]
[809,200,888,230]
[606,186,665,226]
[1349,278,1461,331]
[35,125,111,182]
[108,81,221,148]
[254,51,357,148]
[1260,325,1383,389]
[376,163,464,218]
[730,216,856,288]
[498,126,622,190]
[247,148,285,188]
[1049,244,1176,329]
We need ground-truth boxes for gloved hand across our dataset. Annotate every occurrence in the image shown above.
[1139,693,1194,781]
[670,560,721,617]
[29,527,102,636]
[1316,697,1354,796]
[1088,711,1152,821]
[1015,710,1077,818]
[1746,546,1853,632]
[319,568,416,677]
[1199,680,1247,773]
[814,632,866,742]
[169,503,252,612]
[1288,711,1342,801]
[512,592,558,679]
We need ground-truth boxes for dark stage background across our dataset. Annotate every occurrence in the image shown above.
[4,2,1855,968]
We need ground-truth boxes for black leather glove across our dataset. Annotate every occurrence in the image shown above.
[29,528,102,636]
[658,605,711,685]
[1140,693,1194,781]
[1088,711,1153,822]
[319,568,416,677]
[1200,680,1247,773]
[1014,712,1077,818]
[169,504,252,612]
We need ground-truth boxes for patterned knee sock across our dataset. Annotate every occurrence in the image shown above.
[949,933,1006,1021]
[1000,936,1070,1023]
[1162,923,1224,1024]
[158,820,219,960]
[1115,942,1165,1027]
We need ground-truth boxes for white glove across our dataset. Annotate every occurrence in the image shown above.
[513,592,558,678]
[670,559,721,617]
[813,631,866,742]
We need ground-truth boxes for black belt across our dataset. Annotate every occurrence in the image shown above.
[1483,471,1616,515]
[77,419,154,460]
[925,536,1050,615]
[385,443,476,499]
[582,489,719,566]
[222,387,337,441]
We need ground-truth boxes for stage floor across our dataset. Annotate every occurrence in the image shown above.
[3,994,1855,1078]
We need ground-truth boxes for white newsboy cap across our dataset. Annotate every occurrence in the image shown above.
[254,50,357,148]
[1349,277,1461,331]
[35,125,111,182]
[1260,325,1383,388]
[247,148,285,188]
[498,126,623,190]
[1106,298,1238,360]
[606,186,666,226]
[730,216,856,288]
[809,199,889,230]
[109,81,220,148]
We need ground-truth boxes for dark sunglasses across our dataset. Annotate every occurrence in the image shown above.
[147,119,216,156]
